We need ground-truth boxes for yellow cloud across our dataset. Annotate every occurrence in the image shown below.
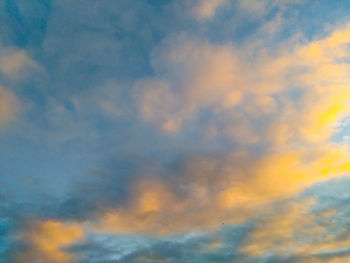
[241,196,350,261]
[87,143,350,236]
[16,220,85,263]
[241,198,318,257]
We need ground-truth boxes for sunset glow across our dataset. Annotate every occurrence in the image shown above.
[1,1,350,262]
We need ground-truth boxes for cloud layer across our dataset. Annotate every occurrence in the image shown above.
[1,0,350,262]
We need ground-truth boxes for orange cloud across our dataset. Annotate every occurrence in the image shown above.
[16,220,85,263]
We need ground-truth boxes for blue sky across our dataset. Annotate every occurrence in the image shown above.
[1,0,350,262]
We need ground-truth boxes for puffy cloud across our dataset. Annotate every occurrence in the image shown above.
[2,1,350,262]
[5,9,349,250]
[87,20,350,233]
[133,38,248,133]
[134,79,183,133]
[133,23,350,148]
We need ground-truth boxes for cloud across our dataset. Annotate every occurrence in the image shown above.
[86,145,350,236]
[0,85,19,128]
[46,143,350,238]
[31,178,350,263]
[2,1,350,262]
[64,224,249,263]
[15,220,85,263]
[192,0,226,20]
[64,23,350,236]
[133,78,183,133]
[0,49,36,75]
[236,0,302,18]
[42,19,350,235]
[133,37,248,133]
[133,22,350,148]
[240,178,350,262]
[237,0,267,16]
[2,3,349,243]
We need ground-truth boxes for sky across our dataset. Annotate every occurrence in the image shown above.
[1,0,350,262]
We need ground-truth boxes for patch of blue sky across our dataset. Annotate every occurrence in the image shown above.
[330,116,350,144]
[0,0,51,48]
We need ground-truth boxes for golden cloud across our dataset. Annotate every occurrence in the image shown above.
[94,23,350,235]
[15,221,85,263]
[16,21,350,243]
[241,197,350,262]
